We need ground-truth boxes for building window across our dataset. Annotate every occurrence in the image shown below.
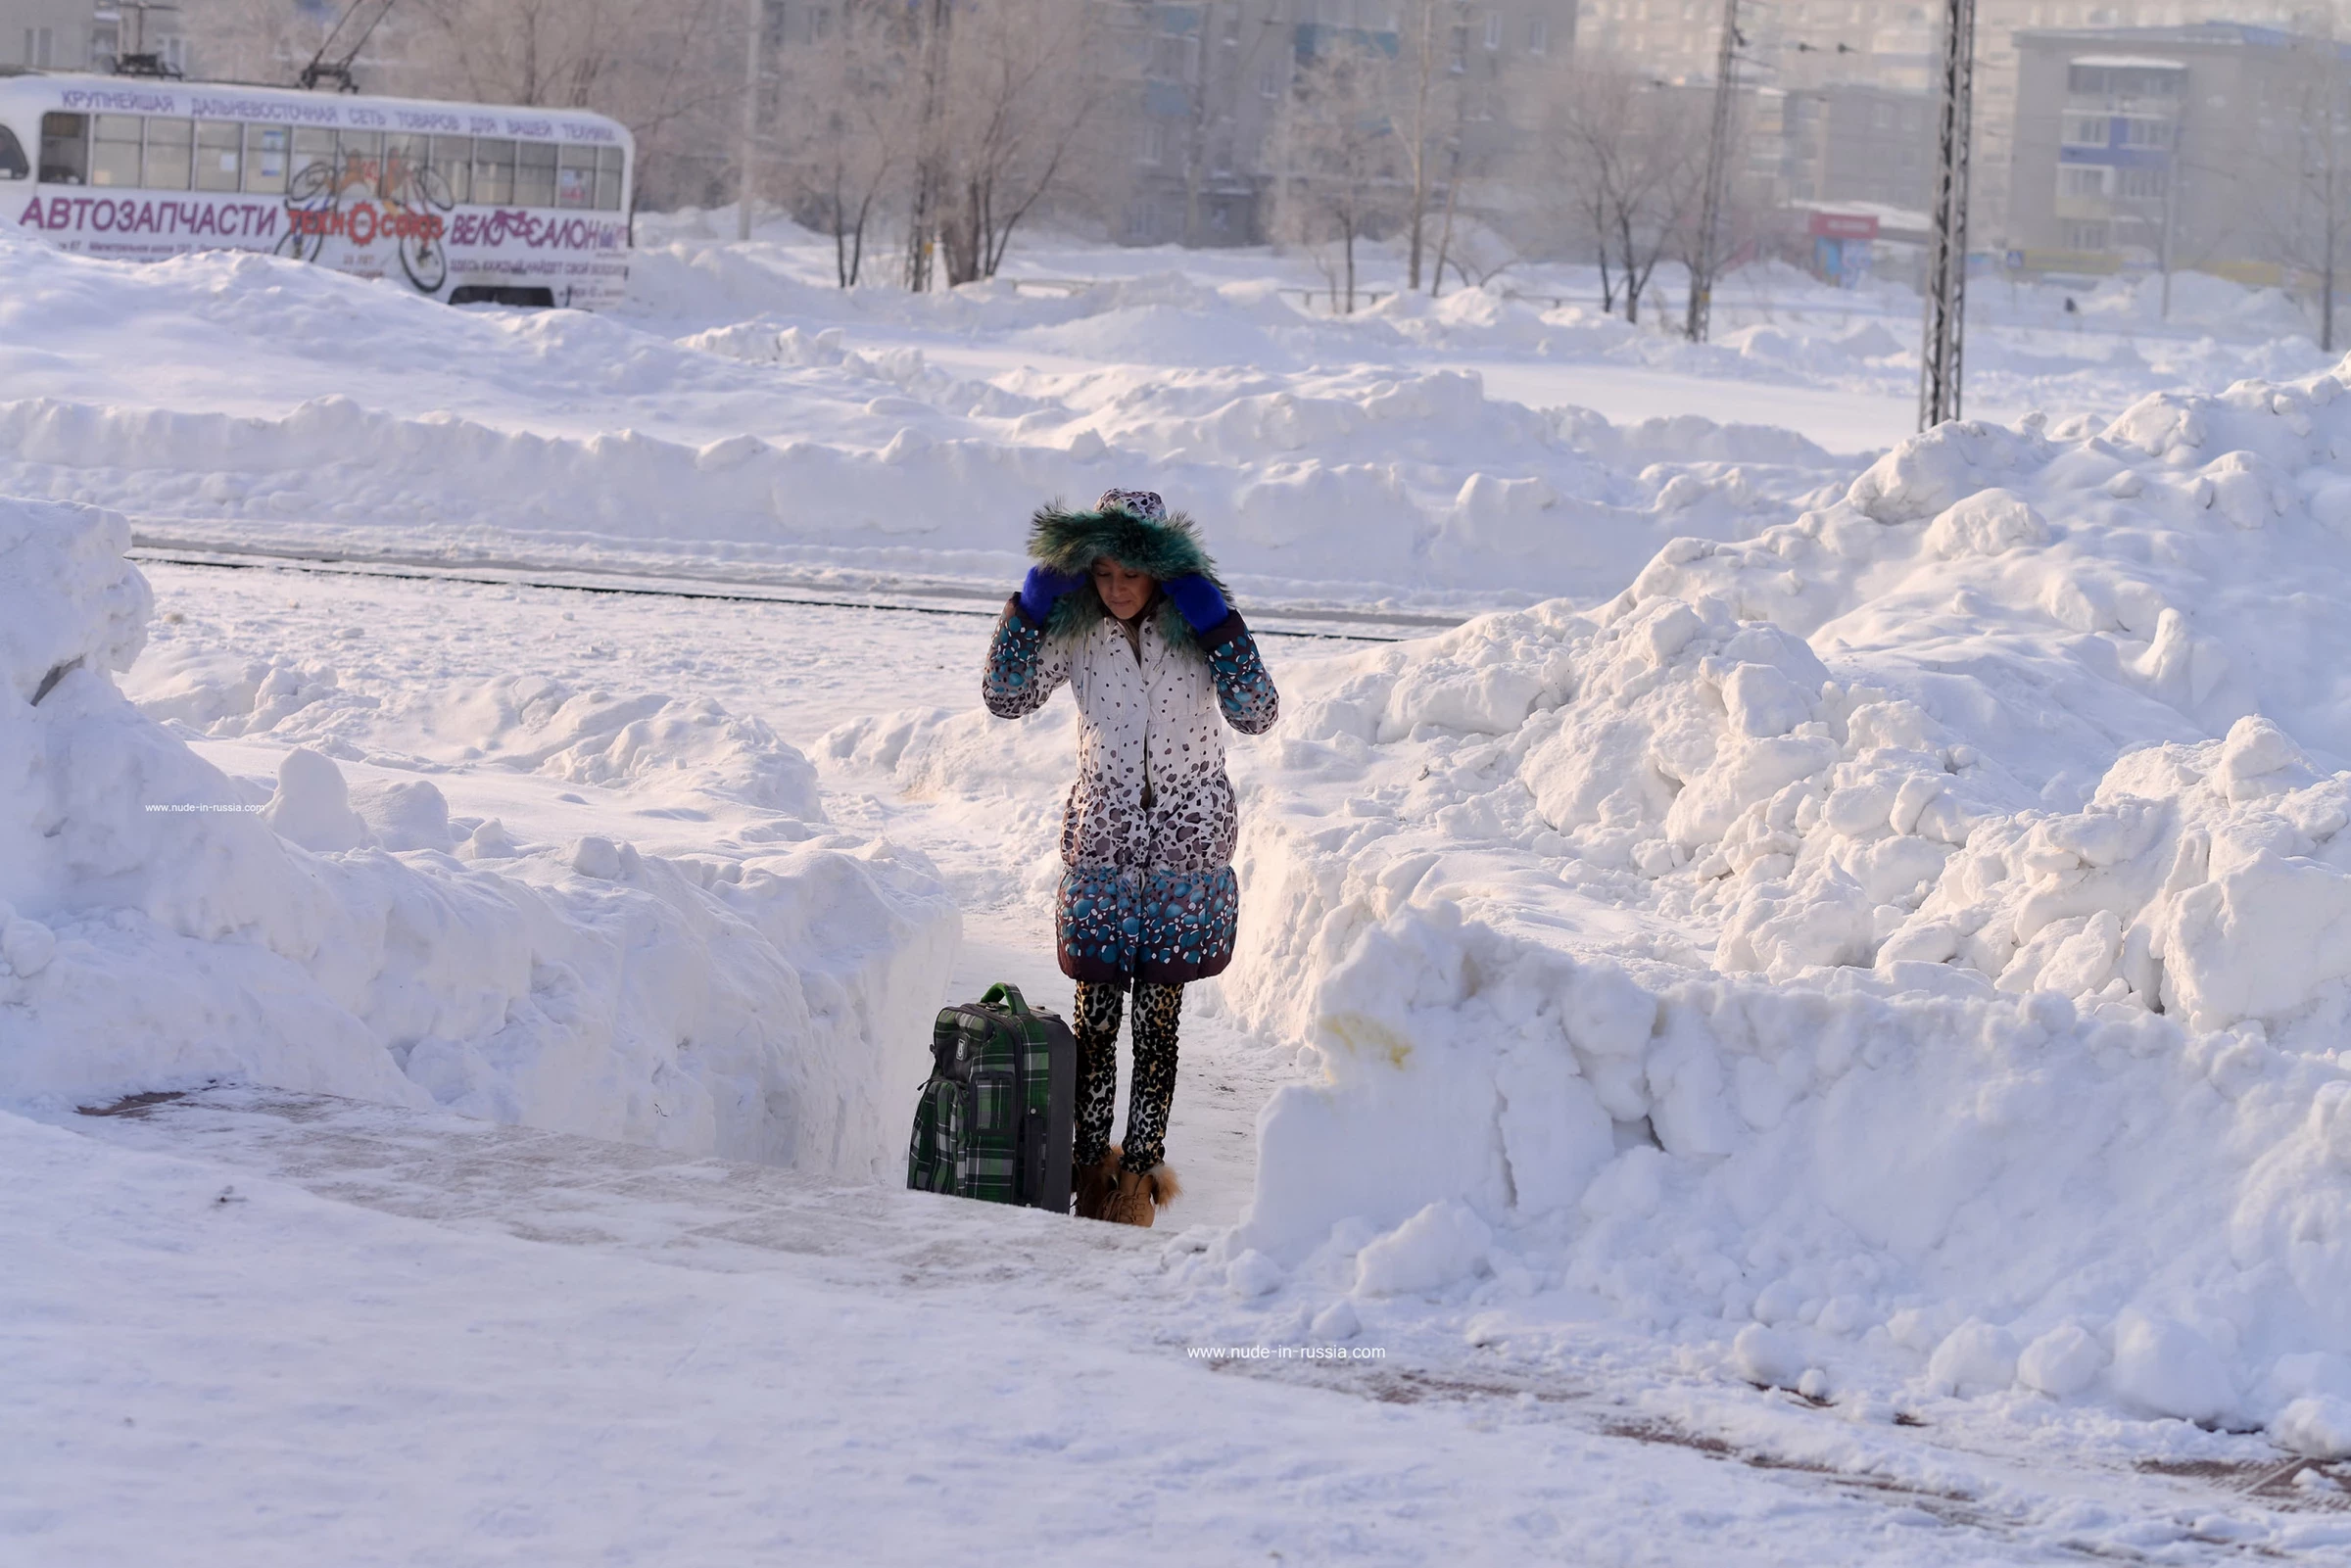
[2062,219,2110,250]
[24,25,54,66]
[2116,166,2167,199]
[2057,164,2110,197]
[1527,16,1548,51]
[1260,60,1283,97]
[2118,117,2171,148]
[1484,12,1501,47]
[2060,112,2107,147]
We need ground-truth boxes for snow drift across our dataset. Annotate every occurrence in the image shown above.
[0,496,957,1174]
[1211,365,2351,1444]
[0,366,1840,604]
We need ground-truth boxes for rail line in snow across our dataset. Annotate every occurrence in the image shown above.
[126,541,1466,643]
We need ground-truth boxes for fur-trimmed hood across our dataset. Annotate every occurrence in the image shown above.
[1027,501,1227,646]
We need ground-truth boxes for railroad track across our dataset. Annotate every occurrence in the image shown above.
[126,539,1484,644]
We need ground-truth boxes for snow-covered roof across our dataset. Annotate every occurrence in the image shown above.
[2067,54,2187,70]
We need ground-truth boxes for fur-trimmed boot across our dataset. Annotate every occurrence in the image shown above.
[1074,1147,1122,1221]
[1102,1163,1180,1228]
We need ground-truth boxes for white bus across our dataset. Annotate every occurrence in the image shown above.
[0,71,633,309]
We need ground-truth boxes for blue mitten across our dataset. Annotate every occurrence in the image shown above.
[1018,564,1085,624]
[1165,573,1229,634]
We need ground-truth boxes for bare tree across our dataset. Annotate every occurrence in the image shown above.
[179,0,339,86]
[770,2,917,286]
[1394,0,1459,292]
[1426,17,1541,298]
[1272,39,1399,313]
[931,0,1109,285]
[2256,33,2351,353]
[1542,61,1705,326]
[401,0,740,206]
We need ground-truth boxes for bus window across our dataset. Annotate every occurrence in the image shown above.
[430,134,470,204]
[195,120,241,192]
[515,140,555,207]
[38,113,87,183]
[291,127,336,193]
[91,115,141,187]
[0,126,25,179]
[337,128,379,193]
[471,137,514,204]
[245,124,289,194]
[383,132,426,199]
[594,146,623,211]
[556,144,593,209]
[144,119,194,190]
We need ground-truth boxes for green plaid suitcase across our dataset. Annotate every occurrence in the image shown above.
[905,982,1077,1212]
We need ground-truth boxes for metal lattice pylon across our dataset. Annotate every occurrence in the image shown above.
[1918,0,1977,430]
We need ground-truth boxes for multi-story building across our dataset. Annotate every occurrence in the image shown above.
[1972,1,2314,248]
[1564,0,2321,249]
[1572,0,1929,90]
[1123,0,1579,247]
[92,2,187,72]
[2006,21,2350,282]
[4,0,94,70]
[1,0,187,73]
[1771,78,1933,210]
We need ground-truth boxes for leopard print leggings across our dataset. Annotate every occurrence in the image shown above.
[1072,979,1184,1174]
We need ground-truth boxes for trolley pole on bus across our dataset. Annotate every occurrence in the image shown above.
[1918,0,1977,429]
[738,0,762,242]
[1684,0,1741,343]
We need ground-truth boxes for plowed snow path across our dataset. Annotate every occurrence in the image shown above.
[19,1087,2345,1566]
[131,558,1312,1220]
[76,563,2351,1562]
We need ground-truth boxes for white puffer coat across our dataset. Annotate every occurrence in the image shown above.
[983,594,1278,984]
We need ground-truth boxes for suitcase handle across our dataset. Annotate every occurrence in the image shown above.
[981,981,1035,1019]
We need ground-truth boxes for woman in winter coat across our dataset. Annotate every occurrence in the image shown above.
[982,489,1279,1227]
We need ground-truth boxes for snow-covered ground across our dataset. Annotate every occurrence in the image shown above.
[11,214,2351,1560]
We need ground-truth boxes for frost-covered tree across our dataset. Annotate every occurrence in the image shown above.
[893,0,1111,289]
[768,1,920,286]
[1271,38,1401,313]
[2253,32,2351,353]
[406,0,741,206]
[1539,58,1706,326]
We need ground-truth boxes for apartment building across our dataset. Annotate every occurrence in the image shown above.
[1772,78,1934,210]
[1124,0,1579,246]
[2006,22,2350,279]
[1,0,187,73]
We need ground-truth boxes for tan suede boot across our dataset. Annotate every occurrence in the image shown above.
[1102,1164,1181,1228]
[1074,1146,1122,1221]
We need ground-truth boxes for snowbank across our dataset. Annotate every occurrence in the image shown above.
[1209,362,2351,1438]
[0,367,1843,603]
[13,224,2341,610]
[0,496,957,1174]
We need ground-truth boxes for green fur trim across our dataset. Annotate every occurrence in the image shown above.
[1028,502,1225,647]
